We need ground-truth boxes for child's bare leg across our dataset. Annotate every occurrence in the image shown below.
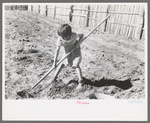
[52,63,64,81]
[76,66,82,81]
[75,65,83,89]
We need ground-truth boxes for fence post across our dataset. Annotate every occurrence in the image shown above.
[53,5,56,19]
[86,5,90,27]
[15,5,17,10]
[140,8,145,39]
[38,5,40,13]
[104,5,110,32]
[46,5,48,16]
[69,5,74,22]
[26,5,28,10]
[135,6,144,39]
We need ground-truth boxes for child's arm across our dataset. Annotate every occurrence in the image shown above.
[53,44,60,68]
[78,34,84,42]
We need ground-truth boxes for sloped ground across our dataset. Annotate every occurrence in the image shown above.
[4,10,145,99]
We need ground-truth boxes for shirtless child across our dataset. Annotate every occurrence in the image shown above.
[52,23,84,89]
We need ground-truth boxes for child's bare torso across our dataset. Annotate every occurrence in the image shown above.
[57,32,82,67]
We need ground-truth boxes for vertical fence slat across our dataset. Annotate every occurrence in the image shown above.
[38,5,40,13]
[69,5,74,22]
[111,5,116,34]
[46,5,48,16]
[28,5,31,11]
[132,5,139,37]
[126,5,132,36]
[54,5,56,19]
[135,5,145,39]
[31,5,33,11]
[115,5,121,35]
[104,5,110,32]
[122,5,128,35]
[129,5,136,37]
[86,5,90,27]
[141,7,145,40]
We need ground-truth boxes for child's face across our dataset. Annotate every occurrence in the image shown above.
[62,34,71,41]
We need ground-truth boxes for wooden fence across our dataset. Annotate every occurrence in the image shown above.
[28,4,145,40]
[5,5,28,10]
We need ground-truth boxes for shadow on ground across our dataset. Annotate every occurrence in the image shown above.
[79,77,133,90]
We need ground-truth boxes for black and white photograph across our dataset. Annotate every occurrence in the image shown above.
[2,3,148,121]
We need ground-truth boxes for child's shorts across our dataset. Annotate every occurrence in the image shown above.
[63,55,82,68]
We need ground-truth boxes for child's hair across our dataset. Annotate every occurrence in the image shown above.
[57,24,72,38]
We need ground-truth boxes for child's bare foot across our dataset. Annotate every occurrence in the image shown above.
[75,83,83,90]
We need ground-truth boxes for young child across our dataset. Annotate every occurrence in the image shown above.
[52,23,84,90]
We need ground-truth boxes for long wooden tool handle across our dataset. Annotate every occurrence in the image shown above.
[28,14,111,92]
[28,66,56,91]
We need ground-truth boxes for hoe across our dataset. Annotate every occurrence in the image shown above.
[17,15,111,98]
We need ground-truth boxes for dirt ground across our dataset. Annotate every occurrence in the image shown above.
[4,10,145,100]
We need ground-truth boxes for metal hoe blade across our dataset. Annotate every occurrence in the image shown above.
[17,89,34,98]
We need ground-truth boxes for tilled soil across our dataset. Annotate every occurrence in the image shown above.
[4,10,145,100]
